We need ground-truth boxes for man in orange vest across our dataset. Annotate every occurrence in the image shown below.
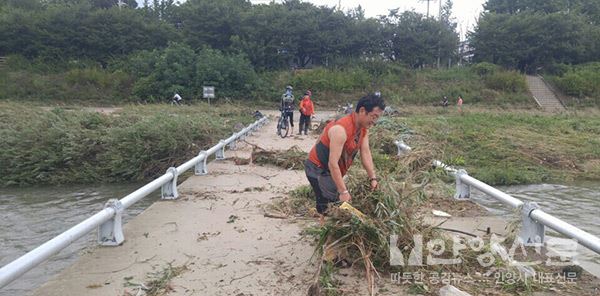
[298,90,315,135]
[304,94,385,221]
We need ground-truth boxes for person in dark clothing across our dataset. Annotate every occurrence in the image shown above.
[441,96,449,108]
[280,85,295,135]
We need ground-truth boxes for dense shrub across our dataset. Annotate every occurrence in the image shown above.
[483,70,527,92]
[195,47,259,99]
[125,43,259,102]
[290,67,371,93]
[128,43,197,101]
[472,62,500,76]
[550,63,600,105]
[268,65,532,107]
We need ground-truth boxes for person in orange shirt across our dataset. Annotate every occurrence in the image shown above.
[305,93,384,221]
[298,90,315,135]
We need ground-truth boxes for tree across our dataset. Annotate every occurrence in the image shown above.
[483,0,567,14]
[382,11,458,68]
[130,42,197,101]
[195,47,258,98]
[471,0,599,71]
[0,3,51,58]
[90,0,138,9]
[232,0,384,69]
[0,2,177,63]
[127,43,259,101]
[470,12,585,72]
[231,3,293,70]
[177,0,251,51]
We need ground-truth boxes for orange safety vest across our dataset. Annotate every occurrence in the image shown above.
[308,113,367,176]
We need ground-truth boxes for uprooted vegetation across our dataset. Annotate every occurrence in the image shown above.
[122,263,188,296]
[251,145,307,170]
[275,117,600,295]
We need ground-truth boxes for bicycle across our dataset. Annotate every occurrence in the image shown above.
[276,110,289,138]
[170,97,182,106]
[170,93,183,106]
[337,103,353,115]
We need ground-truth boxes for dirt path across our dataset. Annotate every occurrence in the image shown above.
[30,111,329,296]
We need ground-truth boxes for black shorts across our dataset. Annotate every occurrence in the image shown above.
[305,160,338,214]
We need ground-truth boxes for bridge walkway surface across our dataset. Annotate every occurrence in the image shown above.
[32,111,415,295]
[30,111,599,296]
[32,111,322,295]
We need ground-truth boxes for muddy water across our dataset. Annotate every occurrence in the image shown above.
[471,183,600,277]
[0,184,159,296]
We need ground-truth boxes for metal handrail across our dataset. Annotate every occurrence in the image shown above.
[398,146,600,254]
[431,159,600,255]
[0,116,268,289]
[530,210,600,254]
[459,174,524,209]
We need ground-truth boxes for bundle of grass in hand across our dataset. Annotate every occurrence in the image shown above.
[309,148,440,295]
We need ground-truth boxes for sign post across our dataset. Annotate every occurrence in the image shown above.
[203,86,215,105]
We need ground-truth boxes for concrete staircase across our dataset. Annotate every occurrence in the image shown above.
[526,75,565,112]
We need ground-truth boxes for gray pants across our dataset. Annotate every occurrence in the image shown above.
[305,160,338,214]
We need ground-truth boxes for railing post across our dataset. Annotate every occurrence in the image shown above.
[454,169,470,199]
[228,135,237,150]
[195,150,208,175]
[216,140,226,160]
[98,199,124,246]
[519,202,545,246]
[161,167,178,199]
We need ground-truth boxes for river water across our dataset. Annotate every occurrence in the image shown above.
[471,183,600,278]
[0,184,159,296]
[0,183,599,295]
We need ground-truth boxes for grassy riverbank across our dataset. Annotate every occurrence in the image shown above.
[2,55,538,109]
[0,102,253,187]
[388,108,600,185]
[264,64,534,109]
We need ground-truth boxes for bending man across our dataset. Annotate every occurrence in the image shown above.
[304,94,385,221]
